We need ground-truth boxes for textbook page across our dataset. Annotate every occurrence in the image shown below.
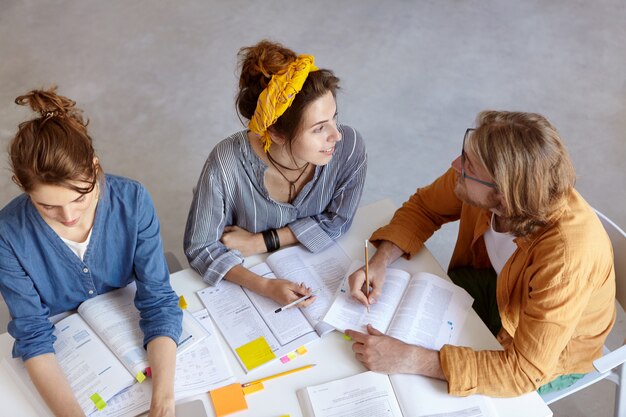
[197,268,318,372]
[390,373,497,417]
[6,313,135,416]
[322,262,412,333]
[265,242,351,335]
[101,309,235,417]
[78,283,206,376]
[387,272,473,349]
[298,371,404,417]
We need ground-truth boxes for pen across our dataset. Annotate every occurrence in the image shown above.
[274,289,319,313]
[365,239,370,312]
[241,364,316,387]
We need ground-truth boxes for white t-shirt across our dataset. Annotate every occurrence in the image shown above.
[60,228,93,261]
[483,213,517,276]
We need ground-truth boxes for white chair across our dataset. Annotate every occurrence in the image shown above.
[0,296,9,333]
[540,209,626,417]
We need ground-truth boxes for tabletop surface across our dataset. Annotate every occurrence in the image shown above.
[0,199,552,417]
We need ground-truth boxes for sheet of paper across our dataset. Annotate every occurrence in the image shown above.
[246,263,317,345]
[322,262,412,333]
[387,272,473,349]
[300,371,403,417]
[101,310,236,417]
[197,271,318,372]
[6,314,135,416]
[266,242,351,332]
[390,373,497,417]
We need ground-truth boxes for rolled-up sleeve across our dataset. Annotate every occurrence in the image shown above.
[289,126,368,252]
[0,236,55,361]
[133,186,182,347]
[370,168,462,256]
[184,157,244,286]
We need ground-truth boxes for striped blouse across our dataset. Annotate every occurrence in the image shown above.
[184,125,367,286]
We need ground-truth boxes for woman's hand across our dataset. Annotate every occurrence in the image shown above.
[221,226,266,256]
[260,279,317,307]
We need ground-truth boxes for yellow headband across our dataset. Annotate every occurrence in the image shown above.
[248,54,318,152]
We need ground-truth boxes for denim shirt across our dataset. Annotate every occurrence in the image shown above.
[0,174,182,360]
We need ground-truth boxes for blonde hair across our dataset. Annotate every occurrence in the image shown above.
[468,111,576,236]
[9,86,103,194]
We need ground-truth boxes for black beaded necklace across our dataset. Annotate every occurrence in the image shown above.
[267,152,310,203]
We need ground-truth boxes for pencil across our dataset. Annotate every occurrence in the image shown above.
[365,239,370,312]
[241,364,316,387]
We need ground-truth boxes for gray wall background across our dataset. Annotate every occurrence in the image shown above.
[0,2,624,414]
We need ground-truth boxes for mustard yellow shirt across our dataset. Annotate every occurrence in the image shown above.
[370,168,615,397]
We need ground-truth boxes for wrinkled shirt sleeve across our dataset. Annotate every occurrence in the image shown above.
[133,186,183,347]
[0,236,55,361]
[184,158,244,286]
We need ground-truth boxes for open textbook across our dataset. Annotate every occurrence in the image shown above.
[197,242,351,372]
[5,283,207,416]
[323,262,474,349]
[297,371,497,417]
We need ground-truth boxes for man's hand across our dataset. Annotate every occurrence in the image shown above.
[261,279,316,307]
[348,262,386,307]
[345,325,420,374]
[221,226,265,256]
[345,325,445,379]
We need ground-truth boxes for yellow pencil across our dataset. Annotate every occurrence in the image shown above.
[365,239,370,312]
[241,364,316,387]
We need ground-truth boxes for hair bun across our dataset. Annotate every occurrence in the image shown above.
[15,86,83,121]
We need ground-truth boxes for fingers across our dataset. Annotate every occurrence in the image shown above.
[344,328,368,343]
[368,279,384,305]
[366,324,384,336]
[349,269,369,306]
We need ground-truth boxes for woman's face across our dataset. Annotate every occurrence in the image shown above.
[29,181,98,228]
[288,90,342,167]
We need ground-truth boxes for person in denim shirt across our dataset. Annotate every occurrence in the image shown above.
[0,87,182,417]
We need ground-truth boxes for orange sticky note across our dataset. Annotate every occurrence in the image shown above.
[210,383,248,416]
[235,336,276,371]
[296,346,307,355]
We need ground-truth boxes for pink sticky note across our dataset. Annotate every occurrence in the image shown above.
[280,355,290,363]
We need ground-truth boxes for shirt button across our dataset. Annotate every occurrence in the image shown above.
[88,290,94,295]
[83,267,89,273]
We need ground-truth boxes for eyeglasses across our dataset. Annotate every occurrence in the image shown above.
[461,128,497,188]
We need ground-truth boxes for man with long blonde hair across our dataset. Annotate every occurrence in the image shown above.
[346,111,615,397]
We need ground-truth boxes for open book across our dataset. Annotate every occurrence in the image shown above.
[298,371,497,417]
[6,283,207,416]
[323,262,474,349]
[197,242,351,372]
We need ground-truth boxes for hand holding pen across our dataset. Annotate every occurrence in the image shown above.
[275,289,320,313]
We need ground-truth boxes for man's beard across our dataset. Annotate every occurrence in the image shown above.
[453,173,501,211]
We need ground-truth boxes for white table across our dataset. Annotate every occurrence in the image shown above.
[0,199,552,417]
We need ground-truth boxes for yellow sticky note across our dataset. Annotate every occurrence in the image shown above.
[287,351,297,360]
[210,383,248,416]
[296,346,307,355]
[343,334,353,341]
[135,371,146,383]
[89,393,107,411]
[242,382,264,395]
[235,336,276,371]
[178,295,188,310]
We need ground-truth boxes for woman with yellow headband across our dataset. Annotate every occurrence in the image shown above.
[184,40,367,306]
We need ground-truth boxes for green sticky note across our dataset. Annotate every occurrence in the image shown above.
[235,336,276,371]
[90,392,107,411]
[343,334,353,341]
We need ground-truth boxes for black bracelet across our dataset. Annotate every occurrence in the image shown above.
[271,228,281,251]
[262,229,279,252]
